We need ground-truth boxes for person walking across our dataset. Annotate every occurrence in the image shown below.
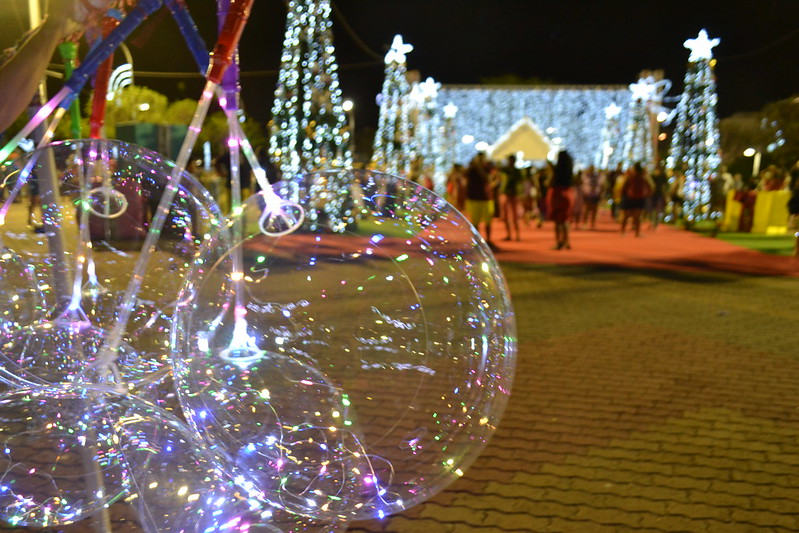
[669,167,687,221]
[647,163,669,230]
[579,164,604,230]
[620,162,653,237]
[535,162,553,228]
[501,154,523,241]
[464,152,499,251]
[546,150,574,250]
[445,163,466,211]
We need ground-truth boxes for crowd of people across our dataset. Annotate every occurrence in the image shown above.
[445,149,799,254]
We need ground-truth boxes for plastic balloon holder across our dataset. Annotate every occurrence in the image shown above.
[173,169,516,522]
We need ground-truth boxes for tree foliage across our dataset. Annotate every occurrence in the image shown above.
[719,95,799,171]
[762,95,799,169]
[102,85,170,133]
[719,112,768,164]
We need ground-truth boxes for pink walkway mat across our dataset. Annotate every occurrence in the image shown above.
[489,211,799,277]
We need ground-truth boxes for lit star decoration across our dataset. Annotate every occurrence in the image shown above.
[416,77,440,101]
[385,34,414,64]
[629,78,657,102]
[684,29,719,62]
[604,103,621,119]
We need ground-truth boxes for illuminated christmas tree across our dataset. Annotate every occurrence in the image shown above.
[597,103,622,169]
[667,29,721,221]
[269,0,351,177]
[622,76,656,171]
[409,77,445,191]
[371,35,414,177]
[621,72,671,171]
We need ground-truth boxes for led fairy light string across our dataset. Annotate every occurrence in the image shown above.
[93,0,255,377]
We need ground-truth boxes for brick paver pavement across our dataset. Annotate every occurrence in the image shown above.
[349,214,799,532]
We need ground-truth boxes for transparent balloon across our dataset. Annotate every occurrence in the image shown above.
[0,385,131,527]
[172,169,516,522]
[102,387,340,533]
[0,245,42,335]
[0,383,344,532]
[0,139,224,392]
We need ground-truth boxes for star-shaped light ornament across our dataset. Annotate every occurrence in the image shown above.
[684,29,720,62]
[629,77,657,102]
[385,34,414,64]
[417,77,440,100]
[604,103,621,120]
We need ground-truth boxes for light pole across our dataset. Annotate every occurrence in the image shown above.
[342,98,355,156]
[27,0,49,106]
[743,147,761,180]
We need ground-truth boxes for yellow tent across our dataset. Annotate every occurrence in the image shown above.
[488,116,553,162]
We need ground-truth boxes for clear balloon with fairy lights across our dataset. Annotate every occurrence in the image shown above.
[84,384,340,533]
[0,243,43,336]
[0,139,224,393]
[0,385,132,527]
[0,383,331,531]
[171,168,516,523]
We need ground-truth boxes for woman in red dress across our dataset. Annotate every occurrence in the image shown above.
[546,150,574,250]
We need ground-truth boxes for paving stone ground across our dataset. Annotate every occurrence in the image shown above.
[348,214,799,532]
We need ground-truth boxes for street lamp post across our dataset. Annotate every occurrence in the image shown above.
[743,147,762,180]
[342,98,355,157]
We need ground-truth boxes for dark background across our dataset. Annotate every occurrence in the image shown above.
[3,1,799,131]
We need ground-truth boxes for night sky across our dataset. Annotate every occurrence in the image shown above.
[3,1,799,130]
